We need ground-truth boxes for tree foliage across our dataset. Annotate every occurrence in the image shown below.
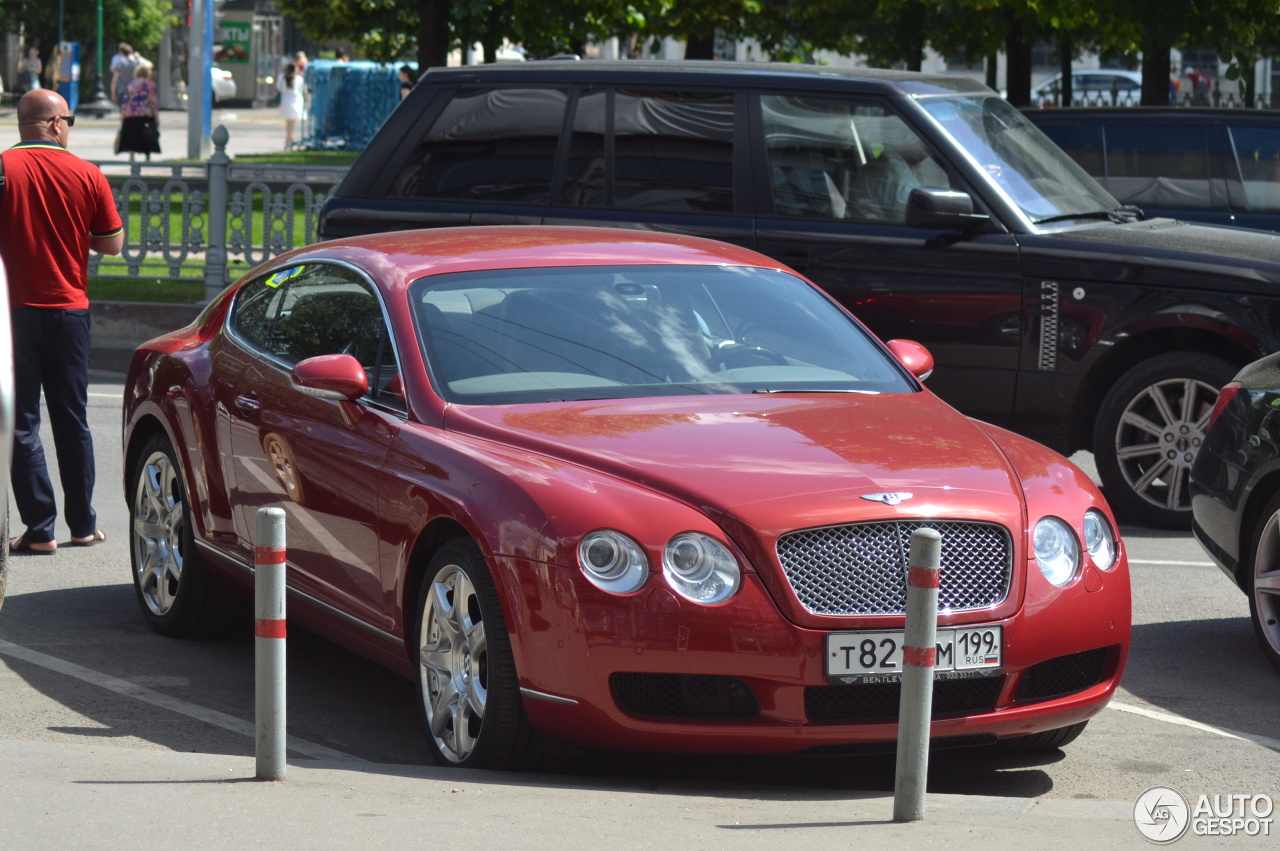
[0,0,173,95]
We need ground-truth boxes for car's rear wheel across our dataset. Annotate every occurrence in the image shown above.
[130,432,231,636]
[414,538,538,769]
[1094,353,1235,529]
[1245,492,1280,672]
[998,720,1089,751]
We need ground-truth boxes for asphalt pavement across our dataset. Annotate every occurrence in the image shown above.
[0,101,292,161]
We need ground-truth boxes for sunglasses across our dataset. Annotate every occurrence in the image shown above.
[55,115,75,127]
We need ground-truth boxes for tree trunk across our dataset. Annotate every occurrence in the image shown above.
[1058,34,1073,107]
[418,0,453,69]
[685,33,715,60]
[986,54,998,90]
[1139,24,1172,106]
[1004,12,1033,107]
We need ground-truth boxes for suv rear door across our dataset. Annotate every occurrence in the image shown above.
[542,86,754,250]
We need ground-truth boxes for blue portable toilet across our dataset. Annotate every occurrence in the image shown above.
[56,42,80,111]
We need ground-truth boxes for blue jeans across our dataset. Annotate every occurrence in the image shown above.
[10,307,96,543]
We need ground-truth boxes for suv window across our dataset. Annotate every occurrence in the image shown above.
[1229,126,1280,212]
[559,89,735,213]
[1102,123,1212,208]
[761,95,951,224]
[391,88,569,203]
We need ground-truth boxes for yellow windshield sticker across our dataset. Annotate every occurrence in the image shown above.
[267,266,304,288]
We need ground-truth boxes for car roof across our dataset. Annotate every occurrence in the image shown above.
[417,60,992,96]
[269,226,787,289]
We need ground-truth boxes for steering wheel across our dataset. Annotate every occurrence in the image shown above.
[716,342,789,370]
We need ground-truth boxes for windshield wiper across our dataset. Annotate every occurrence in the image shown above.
[1034,206,1143,225]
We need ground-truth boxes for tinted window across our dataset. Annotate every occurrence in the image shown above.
[762,95,951,224]
[1036,121,1104,176]
[391,88,568,203]
[559,89,735,213]
[1102,123,1212,208]
[232,265,399,399]
[1229,126,1280,212]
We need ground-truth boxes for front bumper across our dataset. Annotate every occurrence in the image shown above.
[492,555,1131,755]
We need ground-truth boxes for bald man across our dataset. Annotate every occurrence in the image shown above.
[1,90,123,555]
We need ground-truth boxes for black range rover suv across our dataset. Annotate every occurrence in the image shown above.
[320,61,1280,529]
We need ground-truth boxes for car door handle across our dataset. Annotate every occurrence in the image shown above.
[235,394,261,416]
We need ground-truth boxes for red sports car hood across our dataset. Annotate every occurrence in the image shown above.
[446,391,1025,527]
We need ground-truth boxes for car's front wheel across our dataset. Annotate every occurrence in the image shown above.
[129,432,231,636]
[1245,493,1280,672]
[1094,353,1235,529]
[414,538,538,769]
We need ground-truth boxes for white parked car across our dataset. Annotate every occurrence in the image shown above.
[1031,69,1142,107]
[211,66,236,102]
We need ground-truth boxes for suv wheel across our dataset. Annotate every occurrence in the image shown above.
[1093,353,1235,529]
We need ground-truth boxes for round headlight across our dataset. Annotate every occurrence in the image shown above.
[578,530,648,594]
[1033,517,1079,587]
[662,533,740,604]
[1084,509,1117,570]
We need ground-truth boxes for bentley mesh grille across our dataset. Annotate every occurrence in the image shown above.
[776,520,1012,616]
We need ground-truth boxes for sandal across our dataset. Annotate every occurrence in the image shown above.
[10,533,56,555]
[71,529,106,546]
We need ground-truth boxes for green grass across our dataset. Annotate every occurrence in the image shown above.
[162,151,359,166]
[89,277,208,303]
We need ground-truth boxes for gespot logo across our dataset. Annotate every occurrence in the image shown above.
[1135,787,1190,844]
[1134,786,1274,843]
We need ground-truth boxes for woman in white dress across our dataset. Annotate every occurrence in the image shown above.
[278,62,305,149]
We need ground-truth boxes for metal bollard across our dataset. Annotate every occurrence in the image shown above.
[893,527,941,822]
[255,507,287,781]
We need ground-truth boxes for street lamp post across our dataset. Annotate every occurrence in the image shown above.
[75,0,116,118]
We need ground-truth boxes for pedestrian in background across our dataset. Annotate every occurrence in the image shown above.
[399,65,417,100]
[278,61,305,149]
[0,90,124,555]
[116,64,160,162]
[20,47,42,93]
[110,44,141,105]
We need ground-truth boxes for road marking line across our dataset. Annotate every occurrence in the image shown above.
[0,639,364,763]
[88,392,124,399]
[1126,559,1214,567]
[1109,701,1280,751]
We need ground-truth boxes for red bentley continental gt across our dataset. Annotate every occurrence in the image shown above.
[123,227,1131,769]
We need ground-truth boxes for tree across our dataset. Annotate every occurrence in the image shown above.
[0,0,173,95]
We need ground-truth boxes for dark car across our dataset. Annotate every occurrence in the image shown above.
[1026,107,1280,232]
[1191,352,1280,671]
[321,61,1280,528]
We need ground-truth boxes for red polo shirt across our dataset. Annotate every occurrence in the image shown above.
[0,142,124,309]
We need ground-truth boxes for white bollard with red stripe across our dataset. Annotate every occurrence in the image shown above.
[255,507,287,781]
[893,527,941,822]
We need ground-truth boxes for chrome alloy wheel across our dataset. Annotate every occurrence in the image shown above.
[418,564,488,763]
[1112,375,1219,515]
[132,450,186,617]
[1251,509,1280,664]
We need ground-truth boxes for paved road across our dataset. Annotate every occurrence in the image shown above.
[0,103,292,161]
[0,377,1276,848]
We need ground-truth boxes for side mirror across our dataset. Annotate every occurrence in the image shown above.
[886,339,934,381]
[905,188,989,231]
[292,354,369,401]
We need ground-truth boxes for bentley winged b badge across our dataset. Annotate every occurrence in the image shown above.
[861,492,914,505]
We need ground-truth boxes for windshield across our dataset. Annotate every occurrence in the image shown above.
[410,264,915,405]
[918,94,1120,223]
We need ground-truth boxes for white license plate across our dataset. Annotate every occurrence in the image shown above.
[826,625,1003,684]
